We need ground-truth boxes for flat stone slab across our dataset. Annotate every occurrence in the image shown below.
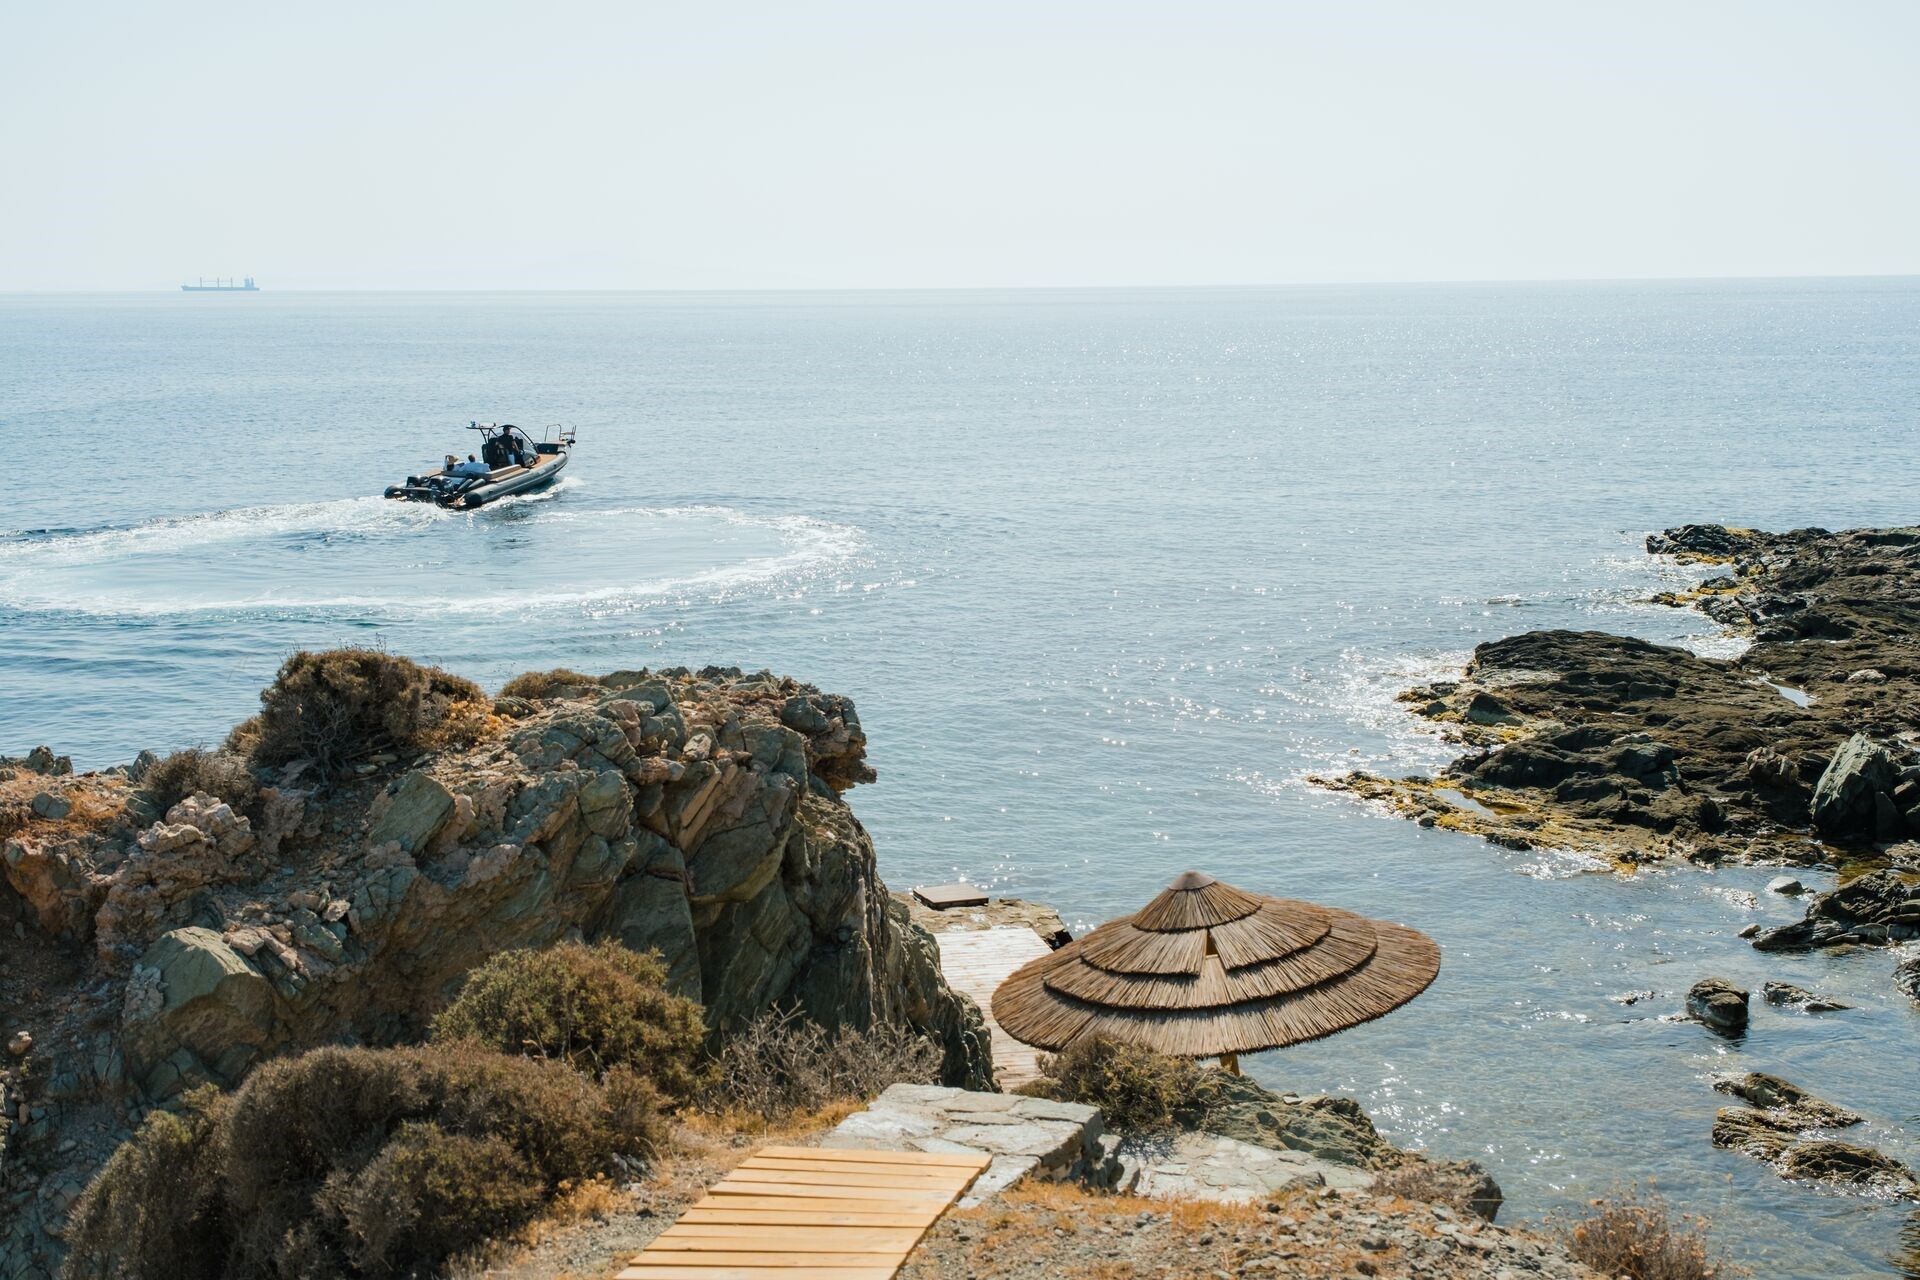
[1116,1131,1375,1203]
[915,882,989,909]
[819,1083,1116,1202]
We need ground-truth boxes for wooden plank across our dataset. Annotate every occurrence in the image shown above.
[690,1193,945,1214]
[625,1251,905,1267]
[616,1268,895,1280]
[721,1169,960,1190]
[933,927,1053,1086]
[710,1181,953,1202]
[677,1207,932,1228]
[627,1145,986,1280]
[659,1226,924,1250]
[754,1145,986,1168]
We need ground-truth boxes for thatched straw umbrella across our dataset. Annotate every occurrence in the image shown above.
[992,871,1439,1072]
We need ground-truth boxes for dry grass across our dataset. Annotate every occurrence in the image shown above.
[1550,1187,1746,1280]
[701,1006,944,1122]
[681,1097,867,1144]
[953,1179,1269,1237]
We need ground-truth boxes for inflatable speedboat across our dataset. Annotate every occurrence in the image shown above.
[385,423,574,509]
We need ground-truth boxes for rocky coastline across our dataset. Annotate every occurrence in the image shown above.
[1319,523,1920,872]
[1317,521,1920,1209]
[0,663,989,1277]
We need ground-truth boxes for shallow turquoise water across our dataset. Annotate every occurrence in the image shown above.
[3,282,1919,1275]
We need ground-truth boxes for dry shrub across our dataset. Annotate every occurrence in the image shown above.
[498,667,600,700]
[1551,1187,1745,1280]
[322,1122,543,1275]
[139,747,261,819]
[65,1043,660,1280]
[706,1006,944,1122]
[431,941,708,1102]
[1033,1035,1221,1132]
[251,648,488,777]
[62,1086,229,1280]
[1370,1155,1500,1219]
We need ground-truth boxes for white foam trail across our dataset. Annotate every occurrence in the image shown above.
[0,496,447,567]
[0,495,864,618]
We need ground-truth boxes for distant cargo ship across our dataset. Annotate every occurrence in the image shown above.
[181,276,259,292]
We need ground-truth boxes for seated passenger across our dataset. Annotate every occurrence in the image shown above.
[449,453,492,478]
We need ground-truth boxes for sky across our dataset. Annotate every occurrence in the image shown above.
[1,1,1917,290]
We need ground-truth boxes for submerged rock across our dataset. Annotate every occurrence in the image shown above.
[1897,954,1920,1003]
[1712,1072,1861,1127]
[1685,977,1749,1036]
[1761,980,1851,1012]
[1710,1070,1917,1197]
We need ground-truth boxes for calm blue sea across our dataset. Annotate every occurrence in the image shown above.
[3,282,1918,1276]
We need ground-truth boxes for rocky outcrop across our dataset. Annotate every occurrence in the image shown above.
[0,664,989,1279]
[1196,1072,1503,1221]
[1319,525,1920,868]
[1685,977,1749,1036]
[897,892,1073,950]
[1710,1072,1918,1198]
[1751,868,1920,952]
[1897,953,1920,1003]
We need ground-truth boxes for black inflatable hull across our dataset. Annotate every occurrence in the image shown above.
[386,450,568,509]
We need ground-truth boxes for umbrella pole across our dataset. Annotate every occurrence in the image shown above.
[1218,1052,1241,1076]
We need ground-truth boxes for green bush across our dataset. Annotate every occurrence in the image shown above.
[431,941,708,1102]
[251,648,488,777]
[62,1087,229,1280]
[1034,1035,1221,1132]
[497,668,600,700]
[138,747,261,819]
[64,1043,660,1280]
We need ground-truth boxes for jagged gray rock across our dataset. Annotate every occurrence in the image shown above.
[1811,733,1902,838]
[0,664,991,1280]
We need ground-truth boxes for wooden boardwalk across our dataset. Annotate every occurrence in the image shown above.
[616,1146,991,1280]
[934,925,1053,1087]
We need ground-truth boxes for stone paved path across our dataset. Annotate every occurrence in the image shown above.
[820,1083,1119,1207]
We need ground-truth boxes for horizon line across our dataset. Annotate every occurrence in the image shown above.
[5,270,1920,296]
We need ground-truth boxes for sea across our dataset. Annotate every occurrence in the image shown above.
[2,281,1917,1276]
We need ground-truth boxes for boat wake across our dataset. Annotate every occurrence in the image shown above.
[0,491,863,618]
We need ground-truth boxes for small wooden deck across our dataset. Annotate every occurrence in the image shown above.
[934,925,1053,1087]
[615,1146,990,1280]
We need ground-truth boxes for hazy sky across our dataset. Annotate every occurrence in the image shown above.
[3,2,1917,290]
